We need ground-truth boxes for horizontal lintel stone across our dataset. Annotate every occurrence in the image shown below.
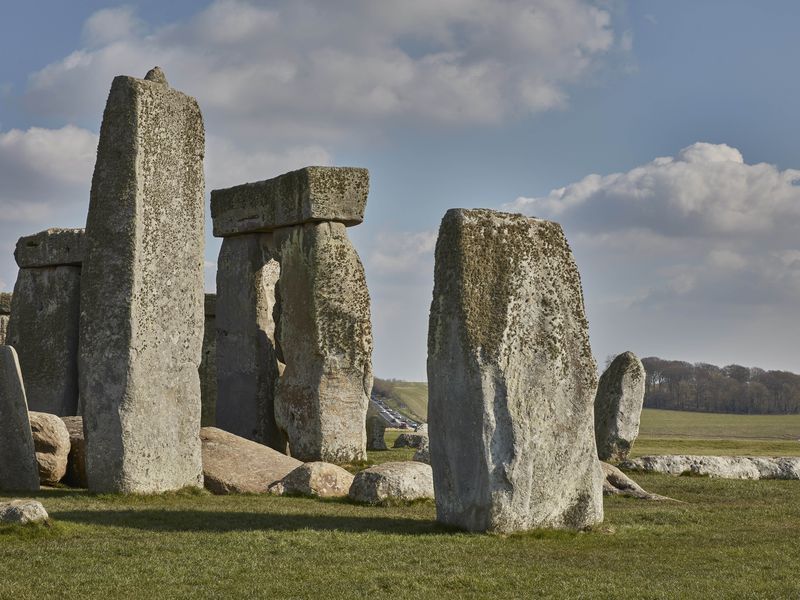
[211,166,369,237]
[15,228,85,268]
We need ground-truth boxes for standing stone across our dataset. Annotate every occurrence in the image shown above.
[0,293,10,345]
[79,69,205,493]
[29,411,70,485]
[273,221,373,463]
[366,404,387,451]
[595,351,646,461]
[215,235,285,449]
[0,346,39,492]
[7,228,83,416]
[200,294,217,427]
[428,209,603,533]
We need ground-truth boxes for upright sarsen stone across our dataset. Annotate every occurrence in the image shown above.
[0,293,11,345]
[79,69,205,493]
[0,346,39,492]
[274,222,373,462]
[200,294,217,427]
[7,228,84,416]
[427,209,603,533]
[595,351,645,461]
[215,235,285,450]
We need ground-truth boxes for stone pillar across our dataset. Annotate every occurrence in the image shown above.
[79,67,205,494]
[0,346,40,492]
[427,208,603,533]
[0,293,11,345]
[366,404,387,451]
[7,228,83,416]
[595,351,646,461]
[211,166,372,462]
[199,294,218,427]
[214,235,285,450]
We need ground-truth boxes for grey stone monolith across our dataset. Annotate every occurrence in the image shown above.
[79,69,205,494]
[366,404,387,451]
[595,351,645,461]
[0,293,10,345]
[0,346,39,492]
[7,228,83,416]
[273,221,373,463]
[214,235,285,450]
[427,208,603,533]
[200,294,217,427]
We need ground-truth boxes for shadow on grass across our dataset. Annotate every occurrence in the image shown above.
[53,508,450,536]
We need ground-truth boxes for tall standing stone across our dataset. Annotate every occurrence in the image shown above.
[79,68,205,493]
[0,346,39,492]
[366,403,387,451]
[595,351,646,461]
[210,167,372,462]
[7,228,83,416]
[427,209,603,533]
[214,236,285,449]
[200,293,217,427]
[0,293,10,345]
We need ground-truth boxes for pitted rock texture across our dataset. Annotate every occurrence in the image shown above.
[7,266,81,415]
[268,461,354,498]
[274,221,373,463]
[61,416,87,488]
[200,293,217,427]
[0,293,10,346]
[29,411,70,485]
[348,461,434,505]
[595,351,645,461]
[413,436,430,465]
[215,234,285,450]
[0,346,39,492]
[211,167,369,237]
[621,455,800,480]
[601,462,670,500]
[201,427,301,494]
[79,70,205,493]
[392,432,426,449]
[366,405,387,451]
[427,208,603,533]
[14,228,85,268]
[0,500,48,524]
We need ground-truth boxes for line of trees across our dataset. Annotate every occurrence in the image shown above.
[642,357,800,414]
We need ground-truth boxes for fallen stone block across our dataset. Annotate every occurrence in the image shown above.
[268,461,354,498]
[29,412,70,485]
[392,432,426,449]
[348,461,434,505]
[621,455,800,480]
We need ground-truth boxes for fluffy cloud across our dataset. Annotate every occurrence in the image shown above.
[25,0,620,142]
[367,230,437,277]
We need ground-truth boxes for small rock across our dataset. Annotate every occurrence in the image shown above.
[393,432,425,449]
[268,462,354,498]
[29,411,70,485]
[348,461,434,505]
[144,66,168,86]
[0,499,48,524]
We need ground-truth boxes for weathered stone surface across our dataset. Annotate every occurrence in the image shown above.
[621,455,800,480]
[215,235,285,449]
[211,167,369,237]
[0,346,39,492]
[0,500,48,524]
[274,222,373,463]
[393,432,425,449]
[601,462,671,500]
[201,427,301,494]
[61,416,87,488]
[29,411,70,485]
[413,436,430,465]
[7,266,81,415]
[427,208,603,533]
[0,292,11,314]
[268,461,354,498]
[0,317,8,346]
[79,70,205,493]
[348,461,434,505]
[200,293,217,427]
[14,228,85,268]
[595,351,645,461]
[366,404,387,451]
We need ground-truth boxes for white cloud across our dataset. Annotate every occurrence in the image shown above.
[367,230,437,276]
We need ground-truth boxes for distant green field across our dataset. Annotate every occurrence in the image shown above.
[378,380,428,422]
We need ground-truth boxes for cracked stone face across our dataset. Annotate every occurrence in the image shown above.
[79,70,205,494]
[427,208,603,533]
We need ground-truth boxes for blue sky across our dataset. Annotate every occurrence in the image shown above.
[2,1,799,380]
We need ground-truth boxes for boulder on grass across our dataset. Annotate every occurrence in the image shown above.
[60,416,87,488]
[348,461,434,505]
[413,436,430,465]
[29,411,70,485]
[0,499,48,524]
[268,462,354,498]
[201,427,301,494]
[393,433,425,449]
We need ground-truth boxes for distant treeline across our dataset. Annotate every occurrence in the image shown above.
[643,357,800,415]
